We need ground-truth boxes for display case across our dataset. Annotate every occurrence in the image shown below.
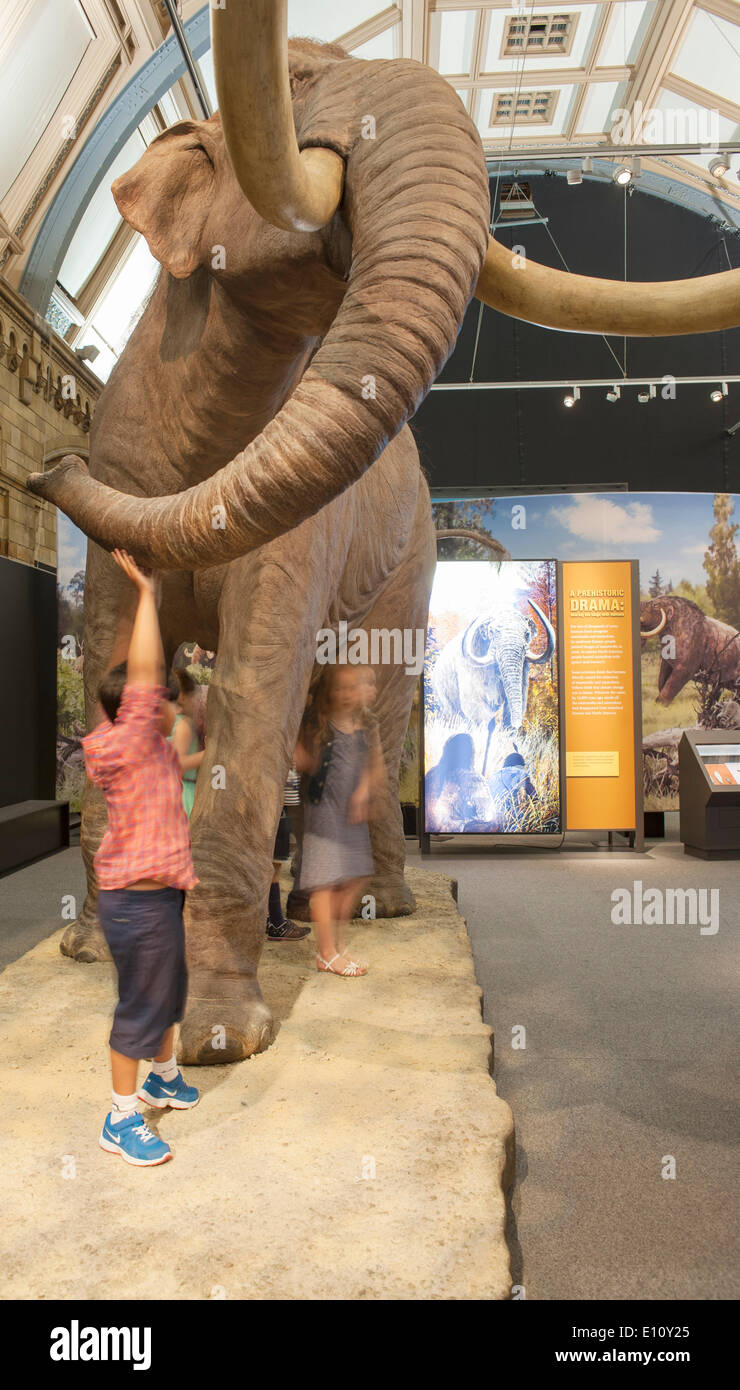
[678,729,740,858]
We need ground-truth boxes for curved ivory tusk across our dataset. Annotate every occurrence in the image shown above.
[462,618,495,666]
[526,599,556,663]
[640,608,667,638]
[211,0,344,232]
[475,236,740,337]
[436,527,511,559]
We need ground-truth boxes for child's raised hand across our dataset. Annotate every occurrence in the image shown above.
[111,549,155,593]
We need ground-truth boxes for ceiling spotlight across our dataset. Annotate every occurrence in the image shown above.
[613,163,632,186]
[606,385,621,403]
[564,386,581,408]
[567,168,582,186]
[638,384,657,404]
[709,155,730,178]
[582,156,593,174]
[710,382,728,402]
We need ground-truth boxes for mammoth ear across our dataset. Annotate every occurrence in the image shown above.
[111,121,215,279]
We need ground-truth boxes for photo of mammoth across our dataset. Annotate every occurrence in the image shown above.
[27,0,740,1063]
[424,732,498,832]
[640,596,740,705]
[431,600,555,734]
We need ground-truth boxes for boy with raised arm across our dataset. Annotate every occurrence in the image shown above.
[83,549,199,1167]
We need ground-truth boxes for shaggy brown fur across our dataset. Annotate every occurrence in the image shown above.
[640,596,740,704]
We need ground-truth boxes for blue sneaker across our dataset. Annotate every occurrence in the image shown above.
[99,1112,172,1166]
[138,1070,199,1110]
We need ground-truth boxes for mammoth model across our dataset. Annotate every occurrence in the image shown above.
[431,601,555,732]
[28,1,740,1061]
[640,597,740,704]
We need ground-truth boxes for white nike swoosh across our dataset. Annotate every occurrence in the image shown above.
[107,1130,122,1144]
[159,1086,178,1096]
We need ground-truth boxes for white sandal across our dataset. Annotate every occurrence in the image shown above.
[316,952,367,977]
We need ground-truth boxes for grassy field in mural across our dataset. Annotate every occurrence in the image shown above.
[56,653,85,812]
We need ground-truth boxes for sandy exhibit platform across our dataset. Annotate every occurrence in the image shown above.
[0,866,513,1300]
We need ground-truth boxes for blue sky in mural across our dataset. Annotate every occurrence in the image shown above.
[57,514,87,590]
[468,492,728,590]
[56,492,732,593]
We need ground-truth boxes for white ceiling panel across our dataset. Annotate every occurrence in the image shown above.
[575,80,624,134]
[436,8,478,76]
[286,0,382,42]
[597,1,656,68]
[351,26,399,59]
[670,8,740,110]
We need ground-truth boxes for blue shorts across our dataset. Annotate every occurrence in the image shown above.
[98,886,188,1060]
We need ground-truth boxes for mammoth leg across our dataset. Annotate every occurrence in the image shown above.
[657,655,672,692]
[656,659,690,704]
[178,538,340,1065]
[360,504,436,918]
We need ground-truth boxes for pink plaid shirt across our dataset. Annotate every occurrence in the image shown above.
[83,684,198,891]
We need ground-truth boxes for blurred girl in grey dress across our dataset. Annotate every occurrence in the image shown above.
[294,665,383,977]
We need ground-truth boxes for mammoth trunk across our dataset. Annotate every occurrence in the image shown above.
[500,653,527,731]
[28,59,490,570]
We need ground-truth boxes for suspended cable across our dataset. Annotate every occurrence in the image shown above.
[474,0,537,382]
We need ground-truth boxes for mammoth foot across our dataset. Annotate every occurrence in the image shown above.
[60,914,110,964]
[286,873,416,922]
[365,873,416,919]
[177,992,276,1065]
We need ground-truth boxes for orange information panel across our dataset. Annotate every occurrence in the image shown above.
[562,560,638,831]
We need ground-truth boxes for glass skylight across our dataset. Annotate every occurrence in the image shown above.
[0,0,92,200]
[91,235,158,357]
[58,131,146,298]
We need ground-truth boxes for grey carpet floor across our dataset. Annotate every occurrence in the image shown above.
[409,822,739,1301]
[0,847,85,969]
[2,832,737,1301]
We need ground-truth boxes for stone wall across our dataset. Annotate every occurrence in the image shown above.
[0,279,100,569]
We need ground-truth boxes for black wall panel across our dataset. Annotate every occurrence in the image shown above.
[0,557,56,808]
[411,173,740,494]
